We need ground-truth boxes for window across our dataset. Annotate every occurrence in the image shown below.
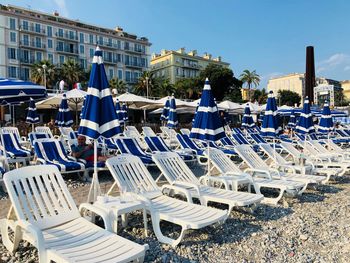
[22,35,29,46]
[125,71,131,82]
[35,23,41,33]
[69,31,74,40]
[48,53,53,63]
[8,48,17,60]
[47,26,52,37]
[59,55,65,64]
[10,32,16,42]
[98,36,103,45]
[79,32,84,43]
[22,68,30,80]
[9,18,16,30]
[124,42,129,50]
[8,66,17,78]
[79,45,84,54]
[35,37,41,48]
[118,69,123,80]
[58,28,63,37]
[57,41,64,51]
[22,50,29,62]
[109,68,114,79]
[117,40,121,49]
[47,39,53,49]
[79,59,86,69]
[89,34,94,44]
[90,48,94,58]
[125,55,130,65]
[36,52,42,61]
[22,20,28,30]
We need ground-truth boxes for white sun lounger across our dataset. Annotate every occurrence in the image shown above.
[207,148,305,205]
[259,143,327,184]
[106,154,228,247]
[152,152,264,214]
[0,165,148,263]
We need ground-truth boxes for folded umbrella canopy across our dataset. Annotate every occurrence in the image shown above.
[295,96,315,136]
[242,103,256,129]
[78,46,122,202]
[160,96,170,121]
[167,95,178,128]
[115,98,124,126]
[55,94,74,127]
[26,98,39,132]
[318,100,334,133]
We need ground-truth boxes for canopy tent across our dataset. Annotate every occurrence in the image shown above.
[116,92,156,109]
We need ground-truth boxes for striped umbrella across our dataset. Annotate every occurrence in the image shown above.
[115,98,124,126]
[55,94,74,127]
[160,96,170,122]
[190,78,225,175]
[287,109,296,128]
[318,101,334,133]
[242,103,256,129]
[192,102,199,126]
[78,46,122,202]
[295,96,315,136]
[167,95,178,128]
[26,98,39,131]
[261,91,281,138]
[122,103,128,123]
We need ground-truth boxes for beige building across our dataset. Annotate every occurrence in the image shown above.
[241,88,256,101]
[341,80,350,100]
[150,48,229,84]
[267,73,305,97]
[0,4,151,86]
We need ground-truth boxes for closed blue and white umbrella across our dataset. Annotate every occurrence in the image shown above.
[318,101,333,133]
[287,109,296,128]
[295,97,315,135]
[192,102,199,126]
[261,91,281,138]
[115,98,124,126]
[122,103,128,123]
[167,96,178,128]
[242,103,255,129]
[160,97,170,121]
[26,98,39,124]
[78,46,122,202]
[55,94,74,127]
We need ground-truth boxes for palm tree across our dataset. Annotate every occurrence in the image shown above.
[153,77,175,97]
[134,71,155,97]
[30,60,56,88]
[109,78,127,94]
[59,59,85,89]
[240,70,260,101]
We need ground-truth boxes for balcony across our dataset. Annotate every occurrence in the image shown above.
[182,63,200,69]
[125,61,145,69]
[99,41,121,50]
[56,46,79,56]
[20,40,46,50]
[124,46,145,54]
[55,32,78,42]
[103,58,117,65]
[19,25,46,35]
[20,57,35,65]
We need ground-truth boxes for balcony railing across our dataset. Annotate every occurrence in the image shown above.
[125,61,145,68]
[55,32,78,41]
[124,46,145,54]
[20,40,46,49]
[56,46,79,55]
[20,57,35,64]
[19,25,46,35]
[98,41,121,49]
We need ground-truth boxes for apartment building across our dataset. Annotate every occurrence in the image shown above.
[0,4,151,86]
[150,48,229,84]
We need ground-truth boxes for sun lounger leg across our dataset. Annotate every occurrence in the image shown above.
[260,186,286,205]
[0,219,22,253]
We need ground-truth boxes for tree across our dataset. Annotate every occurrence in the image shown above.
[198,64,238,101]
[277,90,301,106]
[30,60,56,88]
[174,78,201,99]
[252,88,268,104]
[109,78,127,94]
[134,71,156,97]
[59,59,85,89]
[240,70,260,101]
[153,77,176,97]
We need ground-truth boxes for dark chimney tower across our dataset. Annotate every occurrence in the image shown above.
[305,46,316,103]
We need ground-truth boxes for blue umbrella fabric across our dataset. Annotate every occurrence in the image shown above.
[261,91,281,138]
[122,103,128,123]
[192,102,199,126]
[26,98,39,124]
[115,98,124,126]
[295,97,315,135]
[287,109,296,129]
[190,78,225,142]
[242,103,256,129]
[55,94,74,127]
[78,46,121,202]
[167,96,178,128]
[160,97,170,121]
[318,101,334,133]
[79,47,122,139]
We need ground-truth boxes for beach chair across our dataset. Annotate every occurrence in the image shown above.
[0,165,148,263]
[35,126,55,138]
[152,152,264,214]
[141,126,157,137]
[124,126,147,150]
[231,133,260,152]
[259,143,327,184]
[0,132,31,166]
[59,127,74,140]
[235,145,325,188]
[176,134,207,164]
[207,148,305,205]
[180,128,190,136]
[106,155,228,247]
[308,140,350,160]
[159,126,179,147]
[115,137,154,165]
[28,132,51,147]
[33,138,85,174]
[144,136,195,162]
[2,127,28,147]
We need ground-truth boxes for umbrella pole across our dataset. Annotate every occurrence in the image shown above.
[87,139,101,203]
[207,141,210,177]
[32,124,34,133]
[75,102,79,127]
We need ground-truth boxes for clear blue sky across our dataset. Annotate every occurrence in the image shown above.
[3,0,350,88]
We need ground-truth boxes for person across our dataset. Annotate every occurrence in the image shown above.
[59,80,65,93]
[71,135,109,162]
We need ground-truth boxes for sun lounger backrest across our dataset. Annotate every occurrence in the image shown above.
[152,152,199,184]
[280,142,301,158]
[116,138,147,157]
[29,132,50,146]
[251,133,266,144]
[302,143,319,155]
[180,128,190,136]
[259,143,286,164]
[1,133,24,153]
[235,145,269,169]
[59,127,74,137]
[231,134,246,145]
[2,127,21,141]
[142,126,156,137]
[35,126,54,138]
[182,134,201,151]
[106,154,161,196]
[3,165,80,229]
[220,136,235,146]
[206,148,241,174]
[145,136,170,152]
[336,130,348,138]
